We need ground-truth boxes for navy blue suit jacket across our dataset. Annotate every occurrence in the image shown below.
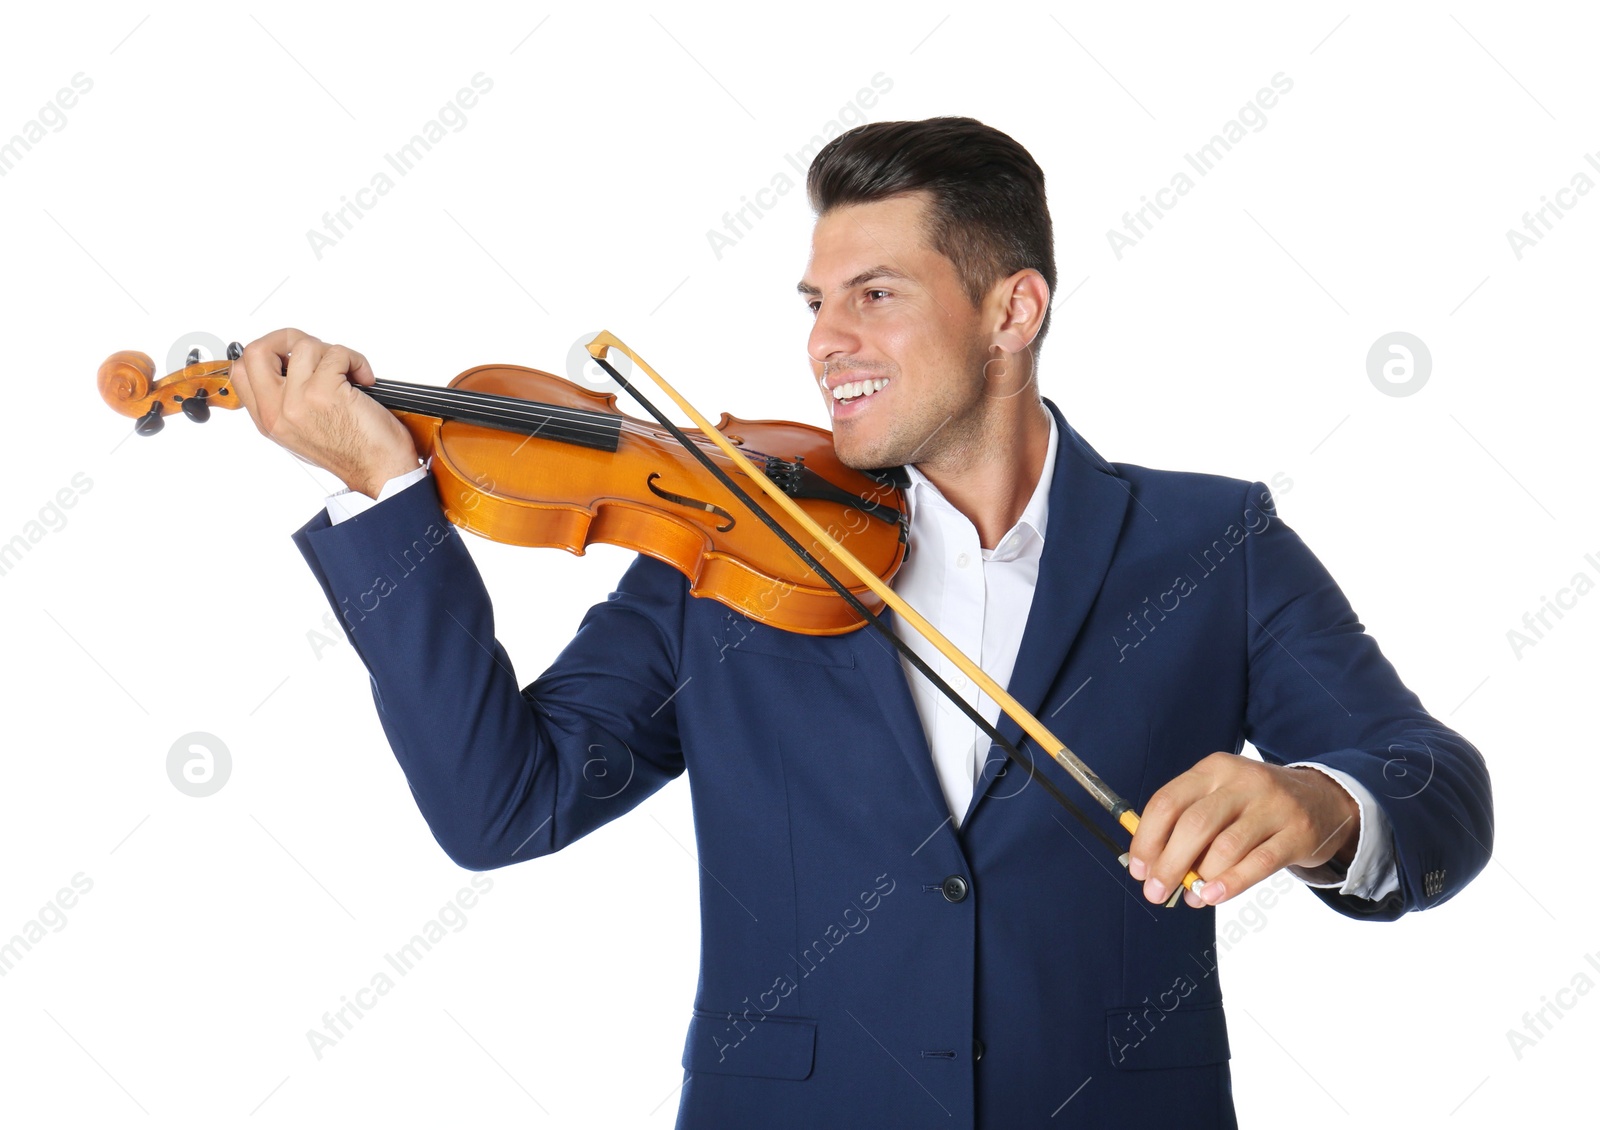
[292,398,1492,1128]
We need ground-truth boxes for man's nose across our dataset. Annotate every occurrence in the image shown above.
[807,302,861,372]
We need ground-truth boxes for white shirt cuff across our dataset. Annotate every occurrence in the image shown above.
[325,465,429,525]
[1284,762,1400,903]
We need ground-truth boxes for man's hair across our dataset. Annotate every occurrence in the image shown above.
[806,116,1056,356]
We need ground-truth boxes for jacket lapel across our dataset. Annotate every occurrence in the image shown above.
[847,399,1133,838]
[961,400,1130,827]
[846,604,955,830]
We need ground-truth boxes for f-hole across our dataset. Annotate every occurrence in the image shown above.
[646,472,736,532]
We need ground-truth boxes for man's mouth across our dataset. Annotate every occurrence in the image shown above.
[830,377,889,403]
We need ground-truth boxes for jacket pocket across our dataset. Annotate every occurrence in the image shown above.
[681,1009,817,1080]
[1105,1002,1230,1070]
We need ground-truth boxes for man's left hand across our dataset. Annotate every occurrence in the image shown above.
[1126,754,1360,907]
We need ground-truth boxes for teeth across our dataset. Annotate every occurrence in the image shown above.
[832,378,889,401]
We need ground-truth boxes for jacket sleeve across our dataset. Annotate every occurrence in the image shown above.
[291,476,688,870]
[1239,481,1493,920]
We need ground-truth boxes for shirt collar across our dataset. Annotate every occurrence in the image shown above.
[901,408,1058,562]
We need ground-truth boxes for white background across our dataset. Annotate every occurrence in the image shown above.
[1,2,1593,1126]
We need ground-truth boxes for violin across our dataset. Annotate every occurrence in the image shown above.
[96,329,1208,905]
[97,339,908,636]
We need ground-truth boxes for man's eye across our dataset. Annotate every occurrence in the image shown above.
[805,289,889,315]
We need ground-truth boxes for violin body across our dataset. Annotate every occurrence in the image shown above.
[405,365,907,634]
[98,348,907,635]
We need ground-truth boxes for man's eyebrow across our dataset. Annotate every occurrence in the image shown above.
[795,265,914,298]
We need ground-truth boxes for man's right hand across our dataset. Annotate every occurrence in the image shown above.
[230,327,422,499]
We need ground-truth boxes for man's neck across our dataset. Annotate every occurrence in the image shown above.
[915,401,1053,549]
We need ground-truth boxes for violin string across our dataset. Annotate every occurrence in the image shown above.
[214,365,618,443]
[360,378,796,466]
[368,380,620,436]
[224,358,816,464]
[587,354,1125,857]
[222,362,712,451]
[366,379,712,448]
[222,363,881,511]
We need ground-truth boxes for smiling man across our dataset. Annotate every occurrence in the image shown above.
[799,193,1053,548]
[231,116,1492,1128]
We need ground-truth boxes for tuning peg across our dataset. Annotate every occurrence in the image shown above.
[181,388,210,423]
[227,341,243,361]
[135,401,165,436]
[186,347,202,367]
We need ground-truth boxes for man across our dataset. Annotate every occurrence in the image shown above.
[230,117,1492,1128]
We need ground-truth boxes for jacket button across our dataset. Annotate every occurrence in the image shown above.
[973,1037,985,1062]
[941,874,970,902]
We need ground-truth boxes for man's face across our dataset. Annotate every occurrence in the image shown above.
[797,190,992,471]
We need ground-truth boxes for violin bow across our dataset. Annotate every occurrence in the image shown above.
[585,330,1205,908]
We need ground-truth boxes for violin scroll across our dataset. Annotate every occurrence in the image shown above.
[96,350,154,407]
[98,342,243,435]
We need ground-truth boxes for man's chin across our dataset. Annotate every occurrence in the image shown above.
[834,438,903,472]
[832,442,870,470]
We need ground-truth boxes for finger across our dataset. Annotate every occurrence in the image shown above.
[233,331,300,432]
[311,344,375,394]
[282,331,329,396]
[252,327,311,387]
[1195,828,1299,906]
[229,343,261,420]
[340,344,376,386]
[1186,806,1281,905]
[244,327,314,410]
[1145,789,1245,904]
[1127,756,1225,880]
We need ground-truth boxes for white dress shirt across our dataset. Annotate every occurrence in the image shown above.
[328,422,1399,902]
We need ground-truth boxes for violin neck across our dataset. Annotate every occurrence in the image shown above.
[364,379,621,452]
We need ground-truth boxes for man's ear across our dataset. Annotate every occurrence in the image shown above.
[990,267,1050,351]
